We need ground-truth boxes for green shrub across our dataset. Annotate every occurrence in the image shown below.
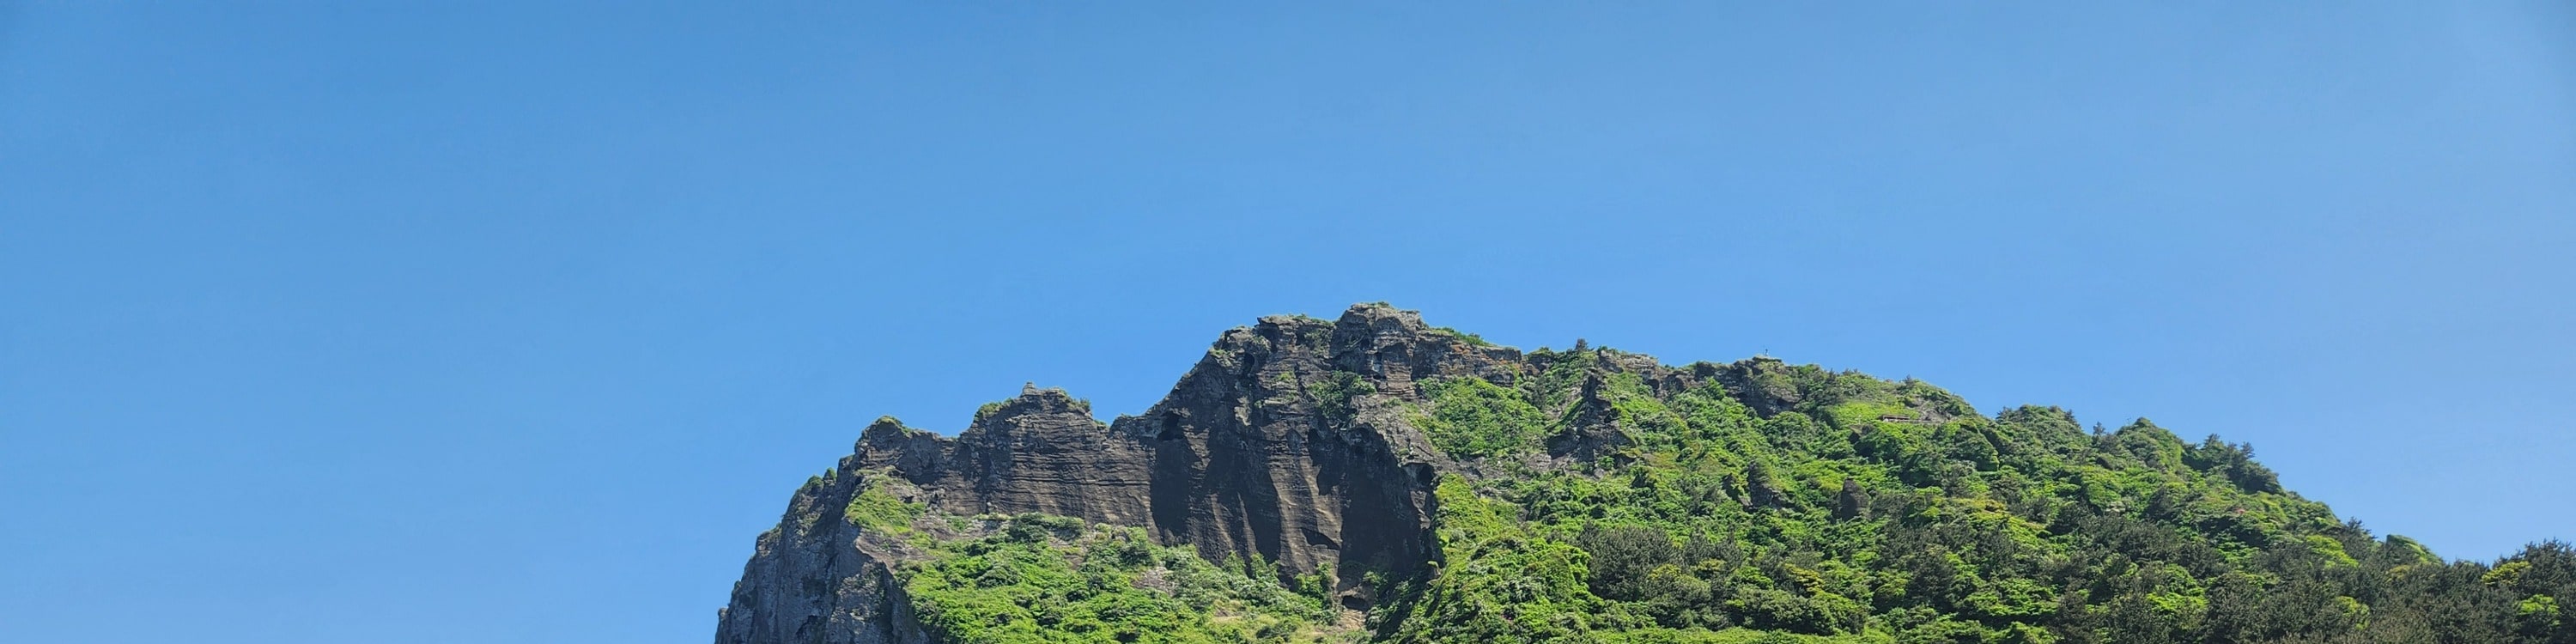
[901,522,1332,643]
[1417,377,1549,458]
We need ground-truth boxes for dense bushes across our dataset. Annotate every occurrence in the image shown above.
[897,516,1335,644]
[1366,347,2576,643]
[1416,377,1550,459]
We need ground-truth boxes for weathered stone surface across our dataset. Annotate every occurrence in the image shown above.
[714,472,931,644]
[1836,478,1870,519]
[1546,371,1634,465]
[1137,305,1497,586]
[854,385,1157,526]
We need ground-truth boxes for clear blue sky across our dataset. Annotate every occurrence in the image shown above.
[3,3,2570,642]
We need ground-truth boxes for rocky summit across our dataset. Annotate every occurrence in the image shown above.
[715,304,2574,644]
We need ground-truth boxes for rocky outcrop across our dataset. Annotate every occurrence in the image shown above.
[1546,371,1636,465]
[1835,478,1870,519]
[714,303,1875,643]
[854,386,1155,526]
[1133,305,1515,587]
[713,471,931,644]
[706,302,1917,644]
[715,303,1530,644]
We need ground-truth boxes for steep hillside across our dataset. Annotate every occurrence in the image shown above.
[716,303,2573,644]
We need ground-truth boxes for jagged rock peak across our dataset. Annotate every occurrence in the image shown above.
[859,415,912,440]
[1334,301,1425,332]
[971,383,1093,424]
[854,416,932,457]
[1331,302,1430,368]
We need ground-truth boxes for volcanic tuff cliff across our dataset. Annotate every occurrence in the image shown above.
[715,303,1930,642]
[715,303,2576,644]
[718,303,1498,643]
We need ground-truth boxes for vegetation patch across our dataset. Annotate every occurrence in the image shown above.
[844,475,924,536]
[1355,349,2576,643]
[1416,377,1549,459]
[899,516,1340,644]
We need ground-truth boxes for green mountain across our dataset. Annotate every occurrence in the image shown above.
[715,303,2571,644]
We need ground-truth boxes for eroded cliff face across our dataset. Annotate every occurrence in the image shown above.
[713,466,930,644]
[1133,305,1523,587]
[854,388,1154,526]
[714,303,1793,643]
